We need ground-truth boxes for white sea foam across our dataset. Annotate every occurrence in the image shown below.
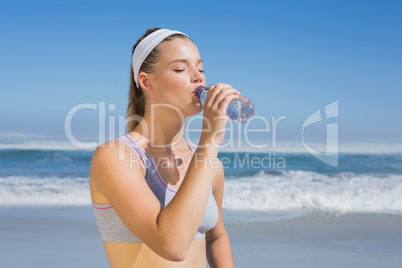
[0,176,91,205]
[1,172,402,216]
[223,171,402,214]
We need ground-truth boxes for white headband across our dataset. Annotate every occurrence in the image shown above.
[132,29,188,88]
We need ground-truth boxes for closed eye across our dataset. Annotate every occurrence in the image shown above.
[173,68,204,73]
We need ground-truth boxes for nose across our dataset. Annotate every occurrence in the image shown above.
[191,66,204,83]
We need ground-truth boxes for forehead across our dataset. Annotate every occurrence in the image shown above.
[157,38,201,64]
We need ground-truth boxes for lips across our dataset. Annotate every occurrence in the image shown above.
[192,84,204,97]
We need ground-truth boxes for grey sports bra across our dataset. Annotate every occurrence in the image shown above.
[92,134,219,242]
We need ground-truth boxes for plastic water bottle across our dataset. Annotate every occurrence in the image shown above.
[195,85,255,124]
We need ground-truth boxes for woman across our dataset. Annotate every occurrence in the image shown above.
[90,28,239,267]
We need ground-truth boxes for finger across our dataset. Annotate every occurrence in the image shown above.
[213,84,241,97]
[214,83,240,95]
[208,85,237,101]
[217,94,241,113]
[204,84,241,112]
[206,84,228,102]
[210,89,239,110]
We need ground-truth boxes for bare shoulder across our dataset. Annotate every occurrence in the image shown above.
[92,140,142,171]
[89,139,169,247]
[90,139,145,199]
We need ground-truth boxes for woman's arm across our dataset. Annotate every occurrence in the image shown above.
[91,139,219,261]
[91,84,240,261]
[206,162,235,267]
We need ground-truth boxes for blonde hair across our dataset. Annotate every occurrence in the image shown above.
[127,28,190,132]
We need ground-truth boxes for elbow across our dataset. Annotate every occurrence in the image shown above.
[166,252,187,263]
[153,215,191,261]
[159,240,189,262]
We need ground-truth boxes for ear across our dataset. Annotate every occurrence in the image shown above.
[138,72,154,92]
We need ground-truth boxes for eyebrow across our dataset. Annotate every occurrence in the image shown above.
[168,58,204,66]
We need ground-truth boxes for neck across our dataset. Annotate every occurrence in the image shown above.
[134,105,186,149]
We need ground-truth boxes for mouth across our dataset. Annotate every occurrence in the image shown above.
[192,85,204,97]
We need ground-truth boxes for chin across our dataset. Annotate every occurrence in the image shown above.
[182,104,203,117]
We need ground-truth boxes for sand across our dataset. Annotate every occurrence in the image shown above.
[0,206,401,268]
[227,212,402,267]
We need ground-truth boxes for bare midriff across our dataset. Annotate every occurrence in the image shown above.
[104,239,207,268]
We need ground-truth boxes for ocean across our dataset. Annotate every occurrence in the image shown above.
[1,140,402,223]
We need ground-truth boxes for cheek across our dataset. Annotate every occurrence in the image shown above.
[171,75,188,87]
[154,84,184,104]
[152,71,189,102]
[168,79,189,99]
[158,71,186,88]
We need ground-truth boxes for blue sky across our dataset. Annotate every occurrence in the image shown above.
[1,0,401,148]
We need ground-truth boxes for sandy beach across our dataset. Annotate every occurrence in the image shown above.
[0,206,401,268]
[0,206,108,268]
[227,212,402,267]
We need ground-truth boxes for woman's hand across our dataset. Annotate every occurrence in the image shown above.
[199,83,241,148]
